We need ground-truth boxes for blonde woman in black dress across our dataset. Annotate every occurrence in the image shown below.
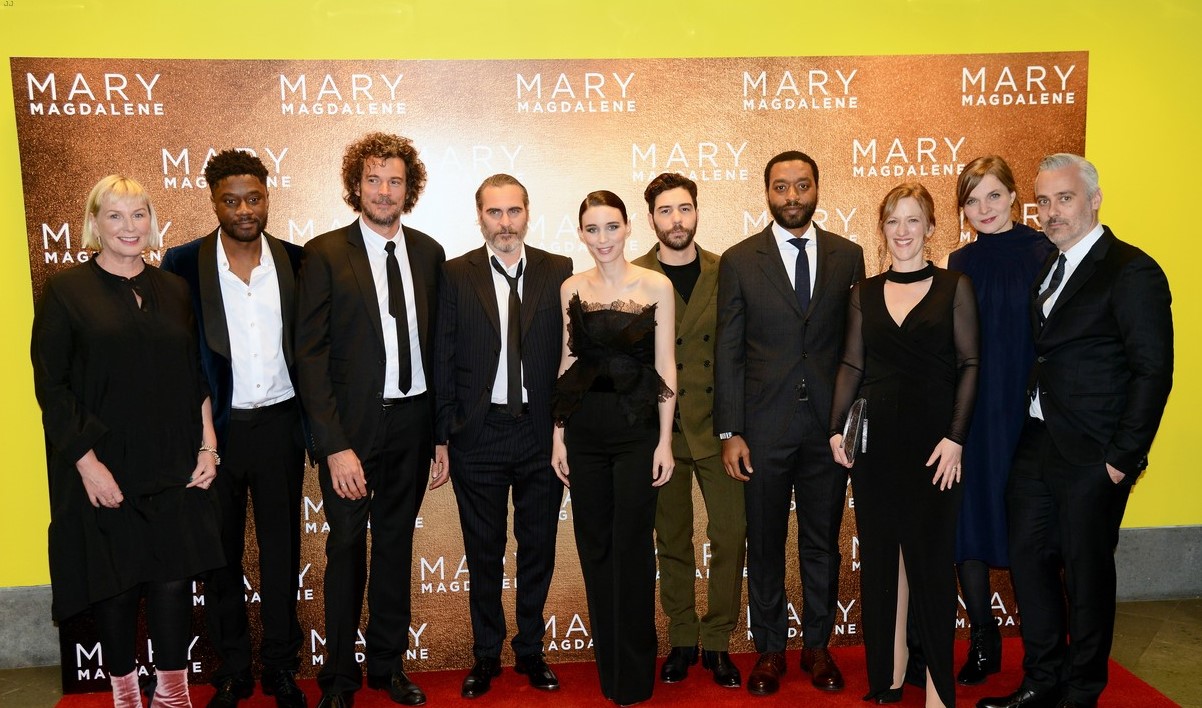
[32,176,223,707]
[551,190,676,706]
[829,182,979,707]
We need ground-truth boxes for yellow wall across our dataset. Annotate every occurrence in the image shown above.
[3,0,1198,587]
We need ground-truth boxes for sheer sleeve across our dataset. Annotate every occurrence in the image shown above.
[829,283,865,436]
[947,273,980,444]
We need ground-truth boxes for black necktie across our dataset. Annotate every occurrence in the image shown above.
[788,237,811,312]
[491,256,524,416]
[384,241,412,393]
[1036,254,1067,325]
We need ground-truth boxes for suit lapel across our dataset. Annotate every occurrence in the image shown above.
[468,247,502,338]
[756,228,803,317]
[1045,228,1112,325]
[519,247,546,338]
[265,233,296,367]
[403,226,432,352]
[808,229,836,316]
[198,230,231,361]
[345,222,386,353]
[679,247,718,334]
[1030,250,1057,340]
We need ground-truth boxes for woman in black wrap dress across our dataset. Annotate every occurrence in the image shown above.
[830,182,979,707]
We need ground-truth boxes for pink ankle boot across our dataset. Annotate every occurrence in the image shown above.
[110,670,143,708]
[150,669,192,708]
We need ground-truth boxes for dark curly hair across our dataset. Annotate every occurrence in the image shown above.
[204,149,269,194]
[341,132,427,214]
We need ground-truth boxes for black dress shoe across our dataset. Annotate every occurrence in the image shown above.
[701,650,740,688]
[862,686,903,704]
[514,652,560,691]
[262,669,308,708]
[367,668,426,706]
[977,687,1060,708]
[659,645,699,683]
[460,657,502,698]
[315,692,353,708]
[208,672,255,708]
[958,626,1002,686]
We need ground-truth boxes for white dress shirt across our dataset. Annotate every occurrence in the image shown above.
[772,220,818,298]
[489,245,528,405]
[1029,222,1105,420]
[216,233,295,409]
[358,217,428,398]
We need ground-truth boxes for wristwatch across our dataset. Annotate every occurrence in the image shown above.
[718,432,736,440]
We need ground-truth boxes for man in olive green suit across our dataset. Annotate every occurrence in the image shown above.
[634,173,746,689]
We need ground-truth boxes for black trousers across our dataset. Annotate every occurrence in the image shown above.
[744,403,848,652]
[566,392,660,705]
[1007,419,1131,704]
[450,408,562,659]
[205,398,305,681]
[317,396,431,694]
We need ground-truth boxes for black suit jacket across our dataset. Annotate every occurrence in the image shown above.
[295,221,445,459]
[160,229,303,450]
[715,225,865,441]
[1029,226,1173,476]
[433,245,572,455]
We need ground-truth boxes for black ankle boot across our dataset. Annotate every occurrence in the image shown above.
[957,625,1002,685]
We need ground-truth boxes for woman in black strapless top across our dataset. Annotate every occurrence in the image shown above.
[552,190,676,706]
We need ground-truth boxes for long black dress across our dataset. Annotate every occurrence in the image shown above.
[552,293,672,705]
[947,223,1053,566]
[31,258,223,622]
[830,265,979,706]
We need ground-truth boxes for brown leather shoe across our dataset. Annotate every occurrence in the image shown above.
[800,647,845,691]
[746,651,786,696]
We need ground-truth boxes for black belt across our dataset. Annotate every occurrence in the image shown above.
[382,392,427,409]
[229,397,296,422]
[489,402,530,417]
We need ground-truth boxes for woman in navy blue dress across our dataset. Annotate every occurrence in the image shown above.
[947,156,1054,685]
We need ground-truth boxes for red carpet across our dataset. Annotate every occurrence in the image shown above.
[55,639,1177,706]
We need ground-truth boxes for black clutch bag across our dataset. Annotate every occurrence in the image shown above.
[841,398,868,464]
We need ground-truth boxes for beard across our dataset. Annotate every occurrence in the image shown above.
[484,226,527,255]
[769,198,817,231]
[654,223,696,252]
[219,216,266,243]
[362,198,401,229]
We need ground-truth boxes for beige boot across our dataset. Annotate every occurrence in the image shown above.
[110,670,143,708]
[149,668,191,708]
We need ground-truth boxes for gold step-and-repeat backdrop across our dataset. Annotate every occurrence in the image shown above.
[11,52,1085,692]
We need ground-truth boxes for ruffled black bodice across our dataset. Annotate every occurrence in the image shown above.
[552,292,673,426]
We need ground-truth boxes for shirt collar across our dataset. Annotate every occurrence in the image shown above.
[216,231,271,271]
[772,220,816,247]
[1060,223,1105,268]
[486,244,526,277]
[358,216,405,256]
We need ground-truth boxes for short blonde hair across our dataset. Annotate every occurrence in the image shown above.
[81,175,162,251]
